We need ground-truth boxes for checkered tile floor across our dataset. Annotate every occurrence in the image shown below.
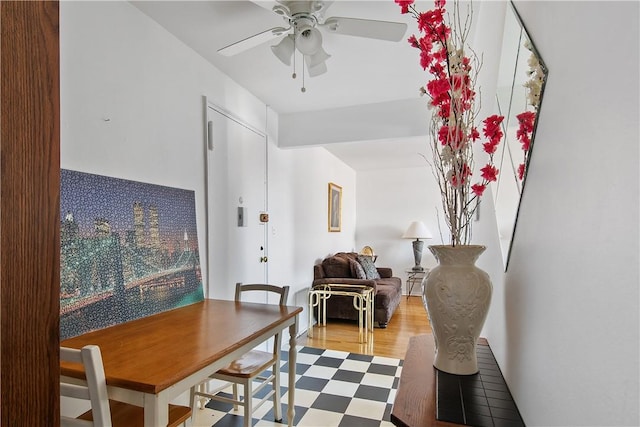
[191,346,403,427]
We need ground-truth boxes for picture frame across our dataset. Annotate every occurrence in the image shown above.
[328,182,342,232]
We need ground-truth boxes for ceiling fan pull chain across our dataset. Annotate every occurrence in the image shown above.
[301,59,306,93]
[292,25,297,80]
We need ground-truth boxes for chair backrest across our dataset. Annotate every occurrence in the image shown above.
[60,345,111,427]
[234,283,289,354]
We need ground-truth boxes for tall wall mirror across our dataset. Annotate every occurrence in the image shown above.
[493,2,548,270]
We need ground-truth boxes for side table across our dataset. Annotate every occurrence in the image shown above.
[405,268,429,299]
[308,283,374,343]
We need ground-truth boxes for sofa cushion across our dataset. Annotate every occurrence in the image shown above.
[322,255,352,278]
[357,255,380,280]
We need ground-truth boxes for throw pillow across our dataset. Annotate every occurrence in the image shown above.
[357,255,380,280]
[349,258,366,280]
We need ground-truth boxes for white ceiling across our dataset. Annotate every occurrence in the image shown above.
[131,0,434,171]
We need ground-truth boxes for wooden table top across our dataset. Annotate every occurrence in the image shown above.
[60,299,302,395]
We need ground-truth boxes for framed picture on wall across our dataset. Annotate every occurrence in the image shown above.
[328,182,342,232]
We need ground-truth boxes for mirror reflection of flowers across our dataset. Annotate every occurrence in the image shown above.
[395,0,504,246]
[516,39,545,180]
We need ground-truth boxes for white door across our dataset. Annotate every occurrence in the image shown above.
[206,104,267,302]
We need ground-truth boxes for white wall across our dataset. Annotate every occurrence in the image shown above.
[60,1,355,333]
[268,145,357,314]
[478,2,640,426]
[356,166,442,290]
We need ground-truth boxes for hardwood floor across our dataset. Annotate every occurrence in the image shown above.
[302,295,432,359]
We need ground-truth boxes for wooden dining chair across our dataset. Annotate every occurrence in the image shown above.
[60,344,192,427]
[192,283,290,427]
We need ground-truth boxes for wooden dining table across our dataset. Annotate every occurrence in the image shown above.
[60,298,302,427]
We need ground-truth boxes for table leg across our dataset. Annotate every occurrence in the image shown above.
[144,392,168,427]
[308,291,314,338]
[370,292,375,332]
[288,320,298,427]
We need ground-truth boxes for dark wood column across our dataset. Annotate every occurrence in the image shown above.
[1,1,60,425]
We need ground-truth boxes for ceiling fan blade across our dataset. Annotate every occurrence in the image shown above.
[322,17,407,42]
[218,27,289,57]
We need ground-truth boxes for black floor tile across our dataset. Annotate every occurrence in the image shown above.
[354,384,391,402]
[367,363,398,376]
[332,368,365,383]
[346,352,374,363]
[314,356,344,368]
[338,415,383,427]
[295,376,328,392]
[310,393,351,413]
[299,347,325,355]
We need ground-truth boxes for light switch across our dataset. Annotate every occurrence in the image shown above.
[237,207,247,227]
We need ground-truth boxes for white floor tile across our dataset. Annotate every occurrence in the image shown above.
[361,372,396,389]
[297,408,344,427]
[320,379,360,397]
[344,397,387,420]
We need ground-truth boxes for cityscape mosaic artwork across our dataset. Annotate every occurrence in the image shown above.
[60,169,204,339]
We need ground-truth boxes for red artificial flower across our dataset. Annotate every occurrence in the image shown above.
[429,62,445,77]
[418,9,445,34]
[471,183,486,197]
[434,0,446,9]
[408,34,419,49]
[395,0,415,14]
[480,164,499,182]
[518,163,526,180]
[518,133,531,151]
[516,111,535,152]
[516,111,536,131]
[469,127,480,141]
[437,100,451,119]
[483,140,498,154]
[483,115,504,138]
[438,125,449,145]
[426,77,450,107]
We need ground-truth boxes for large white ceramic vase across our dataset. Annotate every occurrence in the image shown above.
[422,245,492,375]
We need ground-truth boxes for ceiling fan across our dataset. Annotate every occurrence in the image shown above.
[217,1,408,86]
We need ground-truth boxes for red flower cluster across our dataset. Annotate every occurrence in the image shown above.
[482,115,504,155]
[516,111,536,152]
[515,111,536,180]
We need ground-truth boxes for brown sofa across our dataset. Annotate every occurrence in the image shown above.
[312,252,402,328]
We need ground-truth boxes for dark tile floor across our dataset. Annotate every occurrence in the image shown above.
[436,343,525,427]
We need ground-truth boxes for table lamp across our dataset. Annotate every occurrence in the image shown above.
[402,221,432,271]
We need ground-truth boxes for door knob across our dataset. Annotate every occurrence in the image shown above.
[260,256,268,263]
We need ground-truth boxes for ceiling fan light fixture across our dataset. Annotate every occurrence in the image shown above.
[304,46,330,69]
[295,25,322,56]
[271,34,295,66]
[307,60,328,77]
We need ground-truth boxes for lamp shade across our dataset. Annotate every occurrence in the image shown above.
[296,26,322,55]
[271,34,295,66]
[402,221,432,240]
[305,46,331,68]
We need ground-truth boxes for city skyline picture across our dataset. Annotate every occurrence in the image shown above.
[60,169,204,339]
